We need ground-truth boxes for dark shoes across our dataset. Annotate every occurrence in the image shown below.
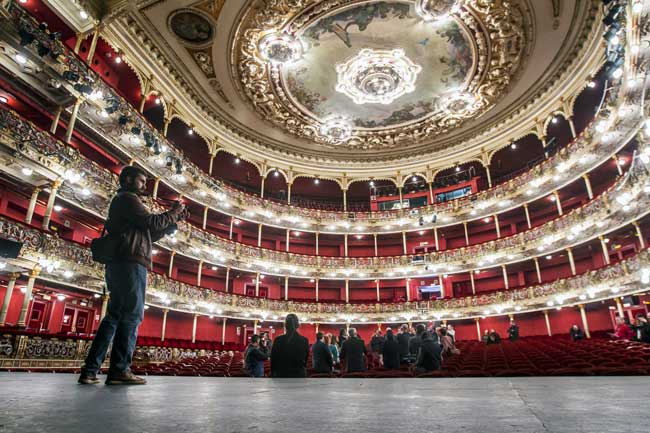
[105,370,147,385]
[78,372,100,385]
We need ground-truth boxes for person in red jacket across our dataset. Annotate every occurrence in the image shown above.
[614,317,634,340]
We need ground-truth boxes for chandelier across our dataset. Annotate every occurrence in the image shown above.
[257,32,303,65]
[415,0,461,21]
[335,48,422,105]
[320,117,352,142]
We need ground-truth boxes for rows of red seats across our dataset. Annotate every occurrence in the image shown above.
[136,336,245,352]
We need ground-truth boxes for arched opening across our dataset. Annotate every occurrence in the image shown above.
[142,101,165,132]
[545,114,573,156]
[572,67,608,135]
[290,177,342,210]
[211,152,262,195]
[434,161,487,200]
[263,170,288,202]
[166,117,210,173]
[490,135,544,184]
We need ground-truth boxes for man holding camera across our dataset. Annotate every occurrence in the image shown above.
[79,166,188,385]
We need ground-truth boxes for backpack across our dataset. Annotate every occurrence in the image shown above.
[90,223,119,264]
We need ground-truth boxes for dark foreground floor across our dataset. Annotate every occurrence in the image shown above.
[0,373,648,433]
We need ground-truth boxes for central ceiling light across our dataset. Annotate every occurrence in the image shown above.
[415,0,461,21]
[258,32,302,65]
[335,48,421,105]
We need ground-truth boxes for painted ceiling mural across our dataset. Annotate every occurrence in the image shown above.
[233,0,530,151]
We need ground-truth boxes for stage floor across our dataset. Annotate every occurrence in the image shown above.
[0,373,648,433]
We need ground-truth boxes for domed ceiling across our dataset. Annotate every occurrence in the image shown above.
[107,0,601,173]
[235,0,527,151]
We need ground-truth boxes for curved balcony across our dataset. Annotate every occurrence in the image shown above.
[0,0,644,235]
[0,215,647,324]
[0,101,648,283]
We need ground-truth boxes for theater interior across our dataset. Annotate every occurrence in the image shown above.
[1,0,650,431]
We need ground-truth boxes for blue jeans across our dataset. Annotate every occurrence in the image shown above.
[81,262,146,375]
[249,362,264,378]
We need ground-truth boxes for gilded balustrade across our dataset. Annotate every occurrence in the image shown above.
[0,0,646,234]
[0,215,648,323]
[2,105,650,280]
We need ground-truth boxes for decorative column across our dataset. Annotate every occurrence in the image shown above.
[161,309,169,341]
[287,182,292,204]
[285,229,291,252]
[225,267,231,292]
[17,267,39,327]
[523,203,532,229]
[463,222,469,246]
[501,264,509,290]
[632,221,646,249]
[163,117,172,137]
[221,317,227,344]
[493,214,501,238]
[398,187,404,207]
[614,155,623,176]
[315,278,319,302]
[260,176,266,198]
[284,276,289,301]
[553,191,563,216]
[316,232,320,255]
[65,98,83,144]
[373,233,378,257]
[168,251,175,278]
[434,227,439,250]
[428,181,434,203]
[86,25,101,65]
[485,166,493,188]
[253,320,259,335]
[0,273,19,326]
[599,236,611,265]
[583,174,593,200]
[42,180,62,231]
[100,294,109,320]
[344,234,348,256]
[24,187,41,225]
[73,32,84,54]
[191,314,198,343]
[152,178,161,200]
[544,310,552,336]
[401,231,407,255]
[470,271,476,295]
[257,224,263,247]
[475,318,481,341]
[376,280,380,302]
[345,279,350,303]
[534,257,542,283]
[197,260,203,286]
[255,273,260,297]
[566,248,576,275]
[579,304,591,338]
[202,206,208,230]
[615,297,625,318]
[405,278,411,302]
[342,189,348,212]
[567,117,577,138]
[229,217,235,240]
[208,151,217,175]
[50,105,63,134]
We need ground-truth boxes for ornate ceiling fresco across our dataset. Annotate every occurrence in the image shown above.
[104,0,601,174]
[234,0,528,150]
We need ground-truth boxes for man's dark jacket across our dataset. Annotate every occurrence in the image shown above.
[270,332,309,377]
[340,336,367,372]
[397,332,411,358]
[409,333,423,356]
[382,338,401,369]
[416,337,442,371]
[245,344,268,371]
[312,340,333,373]
[106,191,179,267]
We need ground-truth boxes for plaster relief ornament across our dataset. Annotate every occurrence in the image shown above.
[415,0,461,21]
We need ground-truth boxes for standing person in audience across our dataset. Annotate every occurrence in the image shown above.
[329,334,340,366]
[270,314,309,378]
[338,328,348,347]
[570,324,585,341]
[440,327,460,356]
[382,329,401,369]
[312,332,333,374]
[486,329,501,345]
[508,321,520,342]
[370,329,385,355]
[79,166,188,385]
[396,324,412,363]
[409,324,426,359]
[414,331,443,372]
[613,317,634,340]
[340,328,367,372]
[633,315,650,343]
[446,324,456,343]
[260,331,272,355]
[482,330,490,343]
[244,335,268,378]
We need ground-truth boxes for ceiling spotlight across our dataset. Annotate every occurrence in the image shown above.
[587,81,596,88]
[115,55,122,64]
[188,128,194,135]
[53,205,63,212]
[79,10,89,19]
[369,181,375,187]
[21,167,33,176]
[56,294,66,301]
[0,96,7,104]
[314,178,320,185]
[234,157,241,164]
[551,117,558,124]
[15,54,27,64]
[274,170,280,177]
[633,1,643,14]
[63,270,74,278]
[545,255,552,260]
[455,166,460,172]
[510,143,517,150]
[155,97,161,105]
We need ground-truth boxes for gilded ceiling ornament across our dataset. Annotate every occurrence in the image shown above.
[415,0,461,21]
[233,0,529,150]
